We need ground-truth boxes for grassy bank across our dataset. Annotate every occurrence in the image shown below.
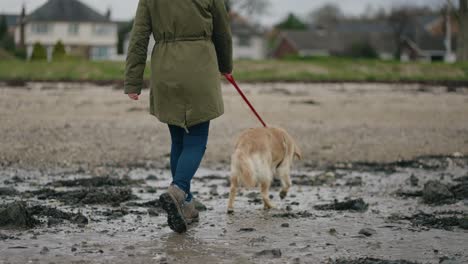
[1,57,467,82]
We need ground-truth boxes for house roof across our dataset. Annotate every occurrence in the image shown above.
[401,15,446,51]
[1,14,19,27]
[27,0,111,23]
[229,12,262,36]
[281,26,395,55]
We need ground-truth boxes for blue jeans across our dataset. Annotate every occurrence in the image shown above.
[168,121,210,202]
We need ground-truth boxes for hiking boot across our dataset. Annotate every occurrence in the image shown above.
[182,200,199,224]
[159,185,188,233]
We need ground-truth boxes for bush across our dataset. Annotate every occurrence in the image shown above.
[346,42,378,59]
[52,40,66,60]
[14,47,27,60]
[30,42,47,61]
[0,34,15,53]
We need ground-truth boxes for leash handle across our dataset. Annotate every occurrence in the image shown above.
[224,74,267,128]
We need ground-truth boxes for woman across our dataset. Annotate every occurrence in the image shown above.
[124,0,233,233]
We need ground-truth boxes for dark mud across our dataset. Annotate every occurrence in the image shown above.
[0,202,39,229]
[30,187,137,206]
[314,198,369,212]
[332,156,468,173]
[396,178,468,205]
[389,211,468,231]
[0,156,467,263]
[47,176,143,188]
[329,258,421,264]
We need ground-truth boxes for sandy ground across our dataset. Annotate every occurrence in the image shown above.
[0,82,467,170]
[0,82,467,264]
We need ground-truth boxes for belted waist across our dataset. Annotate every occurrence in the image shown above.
[155,34,212,44]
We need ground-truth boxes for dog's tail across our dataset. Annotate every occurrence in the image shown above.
[231,150,257,188]
[293,138,303,160]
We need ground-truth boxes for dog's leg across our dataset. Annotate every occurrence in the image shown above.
[260,181,275,210]
[227,175,238,214]
[278,163,292,200]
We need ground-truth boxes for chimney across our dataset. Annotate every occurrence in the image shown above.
[19,4,26,48]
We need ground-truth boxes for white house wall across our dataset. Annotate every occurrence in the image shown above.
[15,22,117,46]
[15,22,118,60]
[232,36,265,60]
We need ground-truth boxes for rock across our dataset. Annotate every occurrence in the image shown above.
[0,187,18,196]
[193,199,207,211]
[281,223,290,228]
[29,205,88,226]
[238,227,256,232]
[314,198,369,212]
[0,233,18,240]
[409,174,419,186]
[272,211,314,219]
[0,202,38,229]
[345,177,363,187]
[40,246,49,255]
[439,256,463,264]
[147,208,160,217]
[422,181,454,204]
[459,217,468,230]
[328,228,337,235]
[254,249,282,258]
[359,228,377,237]
[146,174,158,181]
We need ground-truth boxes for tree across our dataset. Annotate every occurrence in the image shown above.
[52,40,66,60]
[458,0,468,61]
[275,13,307,30]
[225,0,269,16]
[118,20,133,55]
[309,4,344,26]
[387,8,413,58]
[30,42,47,61]
[0,15,7,39]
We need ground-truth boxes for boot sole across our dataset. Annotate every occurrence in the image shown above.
[159,193,187,233]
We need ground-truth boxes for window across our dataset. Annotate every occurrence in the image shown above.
[93,24,113,36]
[68,24,80,35]
[238,35,251,47]
[31,23,50,34]
[92,46,110,59]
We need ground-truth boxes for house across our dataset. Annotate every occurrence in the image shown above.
[1,14,20,35]
[14,0,118,61]
[272,20,395,59]
[122,11,266,61]
[400,15,458,62]
[230,12,265,60]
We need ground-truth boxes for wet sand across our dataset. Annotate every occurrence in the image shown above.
[0,82,467,170]
[0,82,467,263]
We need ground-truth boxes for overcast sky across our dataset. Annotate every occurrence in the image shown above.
[0,0,442,25]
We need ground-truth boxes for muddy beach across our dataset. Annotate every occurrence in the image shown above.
[0,82,468,263]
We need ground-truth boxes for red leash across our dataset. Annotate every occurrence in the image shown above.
[224,74,267,128]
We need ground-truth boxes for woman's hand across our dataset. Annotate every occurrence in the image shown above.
[128,94,140,101]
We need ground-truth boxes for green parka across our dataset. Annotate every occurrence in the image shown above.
[124,0,233,130]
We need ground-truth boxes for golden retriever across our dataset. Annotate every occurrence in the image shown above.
[227,127,302,213]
